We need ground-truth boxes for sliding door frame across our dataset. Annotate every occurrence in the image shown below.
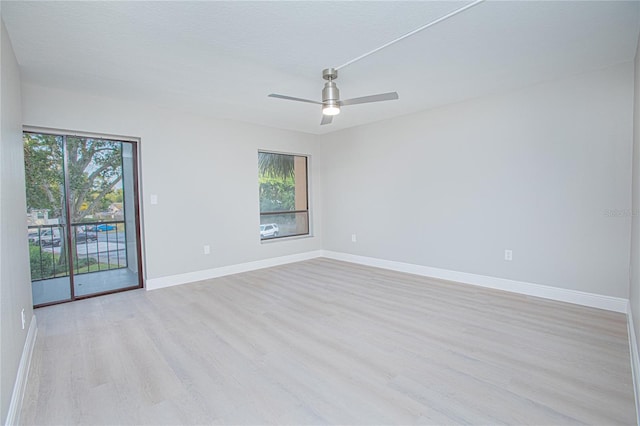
[61,135,76,300]
[25,126,145,307]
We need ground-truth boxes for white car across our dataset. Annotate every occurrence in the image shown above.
[260,223,279,239]
[28,228,62,246]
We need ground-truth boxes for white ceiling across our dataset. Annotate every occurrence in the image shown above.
[2,1,640,135]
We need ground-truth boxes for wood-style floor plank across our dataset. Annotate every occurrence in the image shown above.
[20,258,636,425]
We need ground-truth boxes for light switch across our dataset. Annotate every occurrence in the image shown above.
[150,194,158,205]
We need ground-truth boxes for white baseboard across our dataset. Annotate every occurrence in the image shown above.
[321,250,629,313]
[147,249,629,313]
[146,250,324,290]
[5,315,37,426]
[628,303,640,426]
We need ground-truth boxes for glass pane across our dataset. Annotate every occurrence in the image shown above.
[258,151,309,239]
[259,152,296,213]
[66,138,140,297]
[24,133,72,305]
[260,212,309,239]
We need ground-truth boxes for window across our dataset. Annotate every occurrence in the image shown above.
[258,151,309,240]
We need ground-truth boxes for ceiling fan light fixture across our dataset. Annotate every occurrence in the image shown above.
[322,103,340,116]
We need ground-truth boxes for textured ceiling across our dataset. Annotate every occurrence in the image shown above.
[2,1,640,134]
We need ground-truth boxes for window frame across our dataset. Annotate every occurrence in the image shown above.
[258,150,311,241]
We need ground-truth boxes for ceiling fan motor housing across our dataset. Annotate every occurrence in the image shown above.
[322,68,340,107]
[322,81,340,105]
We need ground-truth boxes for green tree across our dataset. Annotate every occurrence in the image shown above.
[98,189,124,212]
[258,151,294,180]
[259,176,295,211]
[107,188,124,203]
[23,134,63,217]
[24,134,123,223]
[258,152,296,212]
[66,136,122,223]
[29,245,67,280]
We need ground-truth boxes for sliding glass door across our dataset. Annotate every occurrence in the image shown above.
[25,134,72,304]
[25,132,143,306]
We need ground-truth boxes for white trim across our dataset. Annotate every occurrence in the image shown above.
[146,250,324,290]
[23,125,139,143]
[5,315,37,426]
[628,302,640,426]
[147,249,630,312]
[321,250,629,313]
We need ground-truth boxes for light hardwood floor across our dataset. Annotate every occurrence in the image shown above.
[20,258,636,425]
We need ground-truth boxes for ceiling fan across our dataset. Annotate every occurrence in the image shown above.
[267,0,484,126]
[268,68,399,125]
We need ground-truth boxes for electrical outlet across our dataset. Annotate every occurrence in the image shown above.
[21,308,25,330]
[203,245,210,255]
[351,234,357,243]
[504,249,513,261]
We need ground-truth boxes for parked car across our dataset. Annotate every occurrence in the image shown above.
[75,231,98,243]
[94,224,116,232]
[28,228,61,247]
[260,223,279,239]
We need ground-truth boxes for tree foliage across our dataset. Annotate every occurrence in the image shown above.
[259,176,295,212]
[258,151,294,180]
[28,244,72,280]
[24,134,63,216]
[258,152,296,212]
[24,133,123,223]
[66,136,122,223]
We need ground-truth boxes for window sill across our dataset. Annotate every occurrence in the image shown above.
[260,234,313,244]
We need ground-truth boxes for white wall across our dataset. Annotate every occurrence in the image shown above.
[21,84,323,282]
[0,17,34,424]
[322,62,634,298]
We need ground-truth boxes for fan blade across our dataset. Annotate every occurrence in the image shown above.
[320,114,333,125]
[340,92,399,106]
[268,94,323,105]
